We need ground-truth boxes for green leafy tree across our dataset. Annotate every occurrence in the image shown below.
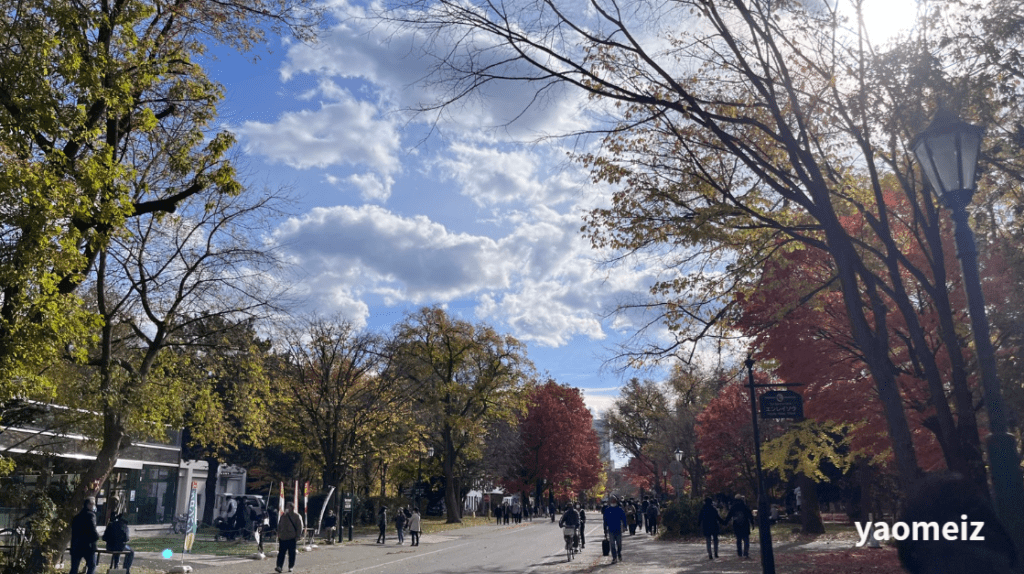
[606,378,670,498]
[389,307,532,523]
[179,316,276,525]
[0,0,318,478]
[274,316,413,518]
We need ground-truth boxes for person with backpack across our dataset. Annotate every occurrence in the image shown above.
[725,496,755,559]
[102,508,134,574]
[274,501,304,573]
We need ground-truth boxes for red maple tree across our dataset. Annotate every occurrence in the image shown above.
[502,380,602,501]
[733,188,1022,475]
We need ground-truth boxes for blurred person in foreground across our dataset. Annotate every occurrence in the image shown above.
[897,473,1015,574]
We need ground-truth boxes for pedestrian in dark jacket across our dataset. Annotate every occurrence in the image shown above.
[646,501,660,536]
[577,503,587,549]
[395,507,407,545]
[275,501,304,573]
[70,498,100,574]
[376,506,387,544]
[102,507,134,574]
[698,497,724,560]
[725,496,755,558]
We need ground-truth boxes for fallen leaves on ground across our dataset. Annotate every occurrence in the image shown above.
[776,547,902,574]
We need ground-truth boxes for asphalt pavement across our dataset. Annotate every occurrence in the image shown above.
[129,519,858,574]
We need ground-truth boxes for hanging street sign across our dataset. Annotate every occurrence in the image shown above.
[759,390,803,419]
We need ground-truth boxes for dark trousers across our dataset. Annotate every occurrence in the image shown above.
[705,534,719,558]
[736,534,749,557]
[608,530,623,559]
[110,547,135,573]
[579,525,586,548]
[410,531,420,546]
[69,549,96,574]
[376,523,386,543]
[276,538,297,570]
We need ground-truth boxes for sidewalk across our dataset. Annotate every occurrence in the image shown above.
[562,530,895,574]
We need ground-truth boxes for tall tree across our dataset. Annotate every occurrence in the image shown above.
[0,0,318,410]
[39,182,286,566]
[274,316,411,518]
[389,307,532,523]
[503,380,602,504]
[606,378,670,498]
[179,316,276,525]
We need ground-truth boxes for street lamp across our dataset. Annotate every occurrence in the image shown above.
[912,107,1024,557]
[417,446,435,513]
[674,449,683,463]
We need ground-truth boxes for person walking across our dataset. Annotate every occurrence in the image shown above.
[698,497,724,560]
[725,496,754,559]
[647,500,660,536]
[626,502,637,535]
[577,503,587,549]
[603,496,628,564]
[70,497,100,574]
[511,499,521,524]
[640,498,649,533]
[102,506,135,574]
[376,506,387,544]
[495,503,503,525]
[549,501,556,522]
[275,501,304,573]
[408,508,422,547]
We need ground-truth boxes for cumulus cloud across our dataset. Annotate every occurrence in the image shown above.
[232,87,401,200]
[272,201,658,347]
[279,9,591,140]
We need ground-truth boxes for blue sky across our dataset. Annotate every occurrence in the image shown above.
[200,7,674,418]
[201,0,916,418]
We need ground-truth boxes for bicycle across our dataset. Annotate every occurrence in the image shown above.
[562,526,579,562]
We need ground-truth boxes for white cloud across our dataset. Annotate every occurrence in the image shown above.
[232,88,401,200]
[279,9,592,140]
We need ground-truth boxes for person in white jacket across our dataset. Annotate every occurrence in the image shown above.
[408,508,422,547]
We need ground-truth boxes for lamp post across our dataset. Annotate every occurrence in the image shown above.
[745,357,775,574]
[674,450,683,502]
[912,107,1024,559]
[417,446,434,513]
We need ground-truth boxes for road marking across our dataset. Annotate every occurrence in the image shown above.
[343,541,473,573]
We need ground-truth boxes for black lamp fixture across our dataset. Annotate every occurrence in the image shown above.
[674,449,683,462]
[910,107,984,206]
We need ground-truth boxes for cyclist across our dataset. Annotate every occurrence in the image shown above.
[558,503,581,554]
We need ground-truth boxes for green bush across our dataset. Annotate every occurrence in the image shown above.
[659,499,704,538]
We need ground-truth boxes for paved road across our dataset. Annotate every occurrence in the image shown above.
[130,519,847,574]
[132,520,709,574]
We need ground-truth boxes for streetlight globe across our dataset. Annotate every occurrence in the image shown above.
[427,446,434,458]
[674,449,683,462]
[911,108,985,200]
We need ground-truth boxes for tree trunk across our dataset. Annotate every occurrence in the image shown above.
[30,419,125,574]
[796,473,825,535]
[443,436,461,523]
[202,457,220,525]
